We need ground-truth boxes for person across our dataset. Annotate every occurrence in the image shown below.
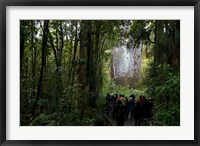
[127,96,135,120]
[116,94,121,102]
[110,93,116,119]
[124,96,129,120]
[130,94,136,100]
[138,95,144,105]
[143,98,153,118]
[120,95,127,106]
[134,101,142,126]
[112,94,118,119]
[106,93,111,105]
[114,94,118,102]
[114,100,125,126]
[105,93,111,116]
[110,92,115,104]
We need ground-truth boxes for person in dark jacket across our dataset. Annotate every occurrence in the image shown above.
[134,101,143,126]
[114,100,125,126]
[105,93,111,116]
[127,96,135,120]
[143,98,153,118]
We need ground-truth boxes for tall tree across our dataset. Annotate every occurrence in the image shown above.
[20,21,25,77]
[48,21,64,109]
[31,20,37,99]
[78,21,88,90]
[71,20,79,86]
[32,20,49,119]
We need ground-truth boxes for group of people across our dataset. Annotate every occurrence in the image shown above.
[105,93,153,126]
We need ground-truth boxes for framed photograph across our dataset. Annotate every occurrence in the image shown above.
[0,0,199,145]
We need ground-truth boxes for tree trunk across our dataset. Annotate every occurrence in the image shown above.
[31,21,36,99]
[87,21,96,108]
[71,21,78,86]
[32,20,49,119]
[48,22,64,110]
[67,22,73,86]
[78,21,88,90]
[20,21,25,77]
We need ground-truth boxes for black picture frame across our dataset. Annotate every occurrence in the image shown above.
[0,0,199,145]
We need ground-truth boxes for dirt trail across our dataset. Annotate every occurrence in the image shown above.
[111,118,150,126]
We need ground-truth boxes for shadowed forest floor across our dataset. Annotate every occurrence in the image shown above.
[110,116,152,126]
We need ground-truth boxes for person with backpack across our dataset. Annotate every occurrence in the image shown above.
[114,100,125,126]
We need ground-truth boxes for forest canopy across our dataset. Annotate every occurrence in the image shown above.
[20,20,180,126]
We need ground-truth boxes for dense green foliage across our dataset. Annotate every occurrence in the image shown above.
[145,64,180,125]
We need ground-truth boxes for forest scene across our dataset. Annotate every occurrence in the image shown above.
[20,20,180,126]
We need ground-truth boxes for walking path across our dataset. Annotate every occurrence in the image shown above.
[111,117,151,126]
